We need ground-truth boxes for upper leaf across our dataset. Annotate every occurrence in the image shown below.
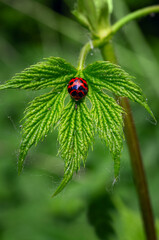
[0,57,77,91]
[94,0,112,29]
[53,100,94,196]
[84,61,155,119]
[18,87,67,174]
[72,10,90,29]
[106,0,113,13]
[73,0,98,33]
[73,0,112,37]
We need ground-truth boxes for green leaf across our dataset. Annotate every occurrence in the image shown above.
[0,57,77,90]
[72,10,90,29]
[0,56,155,196]
[77,0,97,32]
[95,0,110,30]
[18,87,67,174]
[53,100,94,197]
[88,86,124,178]
[73,0,113,37]
[84,61,155,120]
[106,0,113,13]
[93,0,113,19]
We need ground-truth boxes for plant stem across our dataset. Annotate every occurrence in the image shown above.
[101,42,157,240]
[111,5,159,36]
[77,40,100,70]
[95,5,159,48]
[77,42,92,70]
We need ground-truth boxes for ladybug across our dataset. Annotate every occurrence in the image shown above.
[67,77,88,101]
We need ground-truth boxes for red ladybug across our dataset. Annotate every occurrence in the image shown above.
[67,77,88,101]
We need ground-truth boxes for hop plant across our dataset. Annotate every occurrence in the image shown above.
[0,57,154,196]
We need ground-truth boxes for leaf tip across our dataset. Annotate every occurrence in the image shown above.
[143,102,157,124]
[17,157,24,175]
[51,177,70,198]
[0,84,7,90]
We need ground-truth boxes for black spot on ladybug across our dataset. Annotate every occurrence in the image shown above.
[71,91,77,96]
[68,88,71,93]
[67,77,88,101]
[78,92,84,98]
[82,88,87,94]
[78,86,84,91]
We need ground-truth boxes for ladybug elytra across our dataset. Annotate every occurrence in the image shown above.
[67,77,88,101]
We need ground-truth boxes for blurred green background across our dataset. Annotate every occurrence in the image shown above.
[0,0,159,239]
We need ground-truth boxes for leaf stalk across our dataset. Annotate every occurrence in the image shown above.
[77,40,101,70]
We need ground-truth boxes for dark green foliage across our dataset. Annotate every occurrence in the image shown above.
[0,57,153,195]
[87,193,116,240]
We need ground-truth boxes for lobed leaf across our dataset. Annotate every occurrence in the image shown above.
[84,61,155,119]
[72,9,90,29]
[88,86,124,178]
[0,55,155,196]
[0,57,77,91]
[94,0,113,24]
[75,0,98,32]
[74,0,113,36]
[53,100,94,197]
[18,87,67,174]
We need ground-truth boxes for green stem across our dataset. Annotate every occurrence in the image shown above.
[120,98,157,240]
[111,5,159,35]
[101,43,157,240]
[94,5,159,48]
[77,42,91,70]
[77,40,100,70]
